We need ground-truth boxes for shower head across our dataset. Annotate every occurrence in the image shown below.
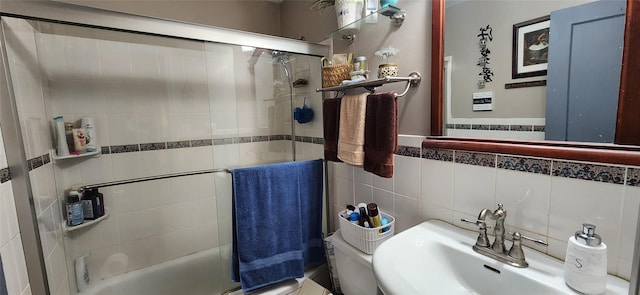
[271,50,295,64]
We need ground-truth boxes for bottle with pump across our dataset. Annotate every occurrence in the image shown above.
[564,223,607,294]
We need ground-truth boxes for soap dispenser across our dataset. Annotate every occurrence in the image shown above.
[564,223,607,294]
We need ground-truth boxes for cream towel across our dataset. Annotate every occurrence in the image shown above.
[338,93,368,165]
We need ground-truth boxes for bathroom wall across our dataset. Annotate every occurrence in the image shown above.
[330,134,639,281]
[58,0,283,37]
[3,15,324,294]
[2,17,71,295]
[0,126,31,295]
[320,0,432,135]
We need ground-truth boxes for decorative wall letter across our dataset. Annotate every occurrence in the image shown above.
[477,25,494,88]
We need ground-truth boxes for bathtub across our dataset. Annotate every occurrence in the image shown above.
[82,247,330,295]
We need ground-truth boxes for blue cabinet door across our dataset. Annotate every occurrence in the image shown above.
[545,0,626,143]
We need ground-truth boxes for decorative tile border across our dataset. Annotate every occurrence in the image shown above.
[552,161,625,185]
[167,141,190,149]
[27,153,51,171]
[422,148,454,162]
[28,135,325,173]
[140,142,166,151]
[455,151,496,167]
[472,125,490,130]
[269,135,284,141]
[28,155,44,170]
[0,167,10,183]
[533,125,545,132]
[497,155,551,175]
[447,124,545,133]
[295,136,314,143]
[111,144,140,154]
[395,146,421,157]
[511,125,533,132]
[252,136,269,143]
[238,137,252,144]
[628,168,640,187]
[490,125,509,131]
[191,139,212,147]
[426,148,632,185]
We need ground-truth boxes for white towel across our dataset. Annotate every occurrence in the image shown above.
[337,93,368,165]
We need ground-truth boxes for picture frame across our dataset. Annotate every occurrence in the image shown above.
[512,15,550,79]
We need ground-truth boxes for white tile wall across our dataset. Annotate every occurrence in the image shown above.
[331,134,640,281]
[3,17,67,295]
[0,86,31,295]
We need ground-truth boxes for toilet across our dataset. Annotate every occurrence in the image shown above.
[330,229,379,295]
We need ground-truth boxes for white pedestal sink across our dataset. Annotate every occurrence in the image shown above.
[372,220,629,295]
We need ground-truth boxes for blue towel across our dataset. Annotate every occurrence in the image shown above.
[231,159,325,292]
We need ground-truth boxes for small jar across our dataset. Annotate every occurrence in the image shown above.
[378,63,399,78]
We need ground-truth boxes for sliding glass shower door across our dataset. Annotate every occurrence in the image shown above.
[2,13,324,294]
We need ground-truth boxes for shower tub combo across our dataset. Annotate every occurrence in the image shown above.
[0,2,329,295]
[82,247,329,295]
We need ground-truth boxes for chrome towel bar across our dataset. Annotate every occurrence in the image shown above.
[316,71,421,98]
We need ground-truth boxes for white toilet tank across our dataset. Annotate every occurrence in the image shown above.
[330,229,378,295]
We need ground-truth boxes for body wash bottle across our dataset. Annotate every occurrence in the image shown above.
[75,253,91,292]
[564,223,607,294]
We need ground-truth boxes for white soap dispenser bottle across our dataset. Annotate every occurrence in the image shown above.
[564,223,607,294]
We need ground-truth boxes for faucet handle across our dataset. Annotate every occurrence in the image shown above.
[461,219,491,247]
[508,232,548,246]
[508,231,548,265]
[461,218,490,229]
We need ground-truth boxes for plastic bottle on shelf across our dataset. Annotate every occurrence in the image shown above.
[53,116,70,157]
[81,188,100,220]
[81,117,97,152]
[66,191,84,226]
[65,122,75,153]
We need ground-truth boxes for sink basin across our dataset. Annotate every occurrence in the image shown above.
[372,220,629,295]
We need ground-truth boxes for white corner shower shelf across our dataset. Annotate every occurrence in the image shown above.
[328,5,406,41]
[63,208,110,234]
[52,146,102,162]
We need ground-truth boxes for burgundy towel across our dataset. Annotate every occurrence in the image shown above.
[323,98,342,162]
[364,92,398,178]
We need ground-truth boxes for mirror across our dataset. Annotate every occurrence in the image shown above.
[431,0,640,146]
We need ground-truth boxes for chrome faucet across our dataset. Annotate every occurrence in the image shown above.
[462,203,547,268]
[478,203,507,253]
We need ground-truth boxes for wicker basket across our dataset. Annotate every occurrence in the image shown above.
[338,210,395,254]
[322,59,353,88]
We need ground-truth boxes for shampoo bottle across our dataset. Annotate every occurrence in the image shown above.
[81,117,97,152]
[564,223,607,294]
[53,116,70,157]
[66,191,84,226]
